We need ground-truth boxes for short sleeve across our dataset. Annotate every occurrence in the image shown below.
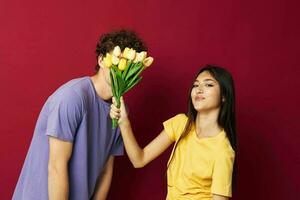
[163,114,188,142]
[211,150,235,197]
[46,89,84,142]
[110,128,124,156]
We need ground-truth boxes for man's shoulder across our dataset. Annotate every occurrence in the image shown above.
[61,76,90,92]
[48,77,91,106]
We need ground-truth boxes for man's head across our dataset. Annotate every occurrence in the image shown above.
[95,29,147,72]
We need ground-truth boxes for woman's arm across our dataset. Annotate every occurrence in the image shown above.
[212,194,229,200]
[110,97,173,168]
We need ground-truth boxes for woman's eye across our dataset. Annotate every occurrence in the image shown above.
[193,84,198,88]
[205,84,214,87]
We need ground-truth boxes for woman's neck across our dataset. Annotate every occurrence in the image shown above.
[195,108,222,138]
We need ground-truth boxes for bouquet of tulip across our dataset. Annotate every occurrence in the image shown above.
[103,46,154,128]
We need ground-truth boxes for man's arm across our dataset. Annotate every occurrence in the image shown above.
[48,137,73,200]
[92,156,115,200]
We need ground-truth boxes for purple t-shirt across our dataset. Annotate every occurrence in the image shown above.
[13,77,123,200]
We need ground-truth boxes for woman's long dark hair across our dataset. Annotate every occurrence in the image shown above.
[167,64,237,189]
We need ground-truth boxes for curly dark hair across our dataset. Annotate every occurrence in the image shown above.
[95,29,147,72]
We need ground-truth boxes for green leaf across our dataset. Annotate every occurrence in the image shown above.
[111,65,121,78]
[122,61,132,79]
[116,73,126,95]
[111,68,119,97]
[125,62,143,82]
[124,77,143,93]
[110,71,116,97]
[126,65,145,83]
[126,75,140,88]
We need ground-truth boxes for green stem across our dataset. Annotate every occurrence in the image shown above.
[112,96,121,128]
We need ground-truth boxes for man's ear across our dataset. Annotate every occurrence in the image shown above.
[98,55,104,69]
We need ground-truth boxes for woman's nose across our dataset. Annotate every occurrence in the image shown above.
[196,87,204,94]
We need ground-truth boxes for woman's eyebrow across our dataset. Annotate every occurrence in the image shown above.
[194,78,216,83]
[203,78,216,82]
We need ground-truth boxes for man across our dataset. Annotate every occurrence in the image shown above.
[13,29,147,200]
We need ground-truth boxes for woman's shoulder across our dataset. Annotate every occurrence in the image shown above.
[216,133,235,158]
[163,113,188,141]
[163,113,188,130]
[172,113,188,122]
[220,140,235,158]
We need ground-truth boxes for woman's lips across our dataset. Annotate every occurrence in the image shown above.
[195,96,205,101]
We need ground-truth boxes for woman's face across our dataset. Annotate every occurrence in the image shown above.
[191,71,222,112]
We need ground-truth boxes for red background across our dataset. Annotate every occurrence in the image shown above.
[1,0,299,199]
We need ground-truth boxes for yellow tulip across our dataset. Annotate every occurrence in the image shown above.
[118,58,127,70]
[103,53,112,68]
[122,47,130,59]
[143,57,154,68]
[134,51,147,63]
[112,55,120,65]
[113,46,121,57]
[127,48,136,60]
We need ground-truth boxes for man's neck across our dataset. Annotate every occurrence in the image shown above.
[90,71,112,101]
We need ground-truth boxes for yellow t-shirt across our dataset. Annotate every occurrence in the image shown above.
[163,114,235,200]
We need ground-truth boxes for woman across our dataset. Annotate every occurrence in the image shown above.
[110,65,237,200]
